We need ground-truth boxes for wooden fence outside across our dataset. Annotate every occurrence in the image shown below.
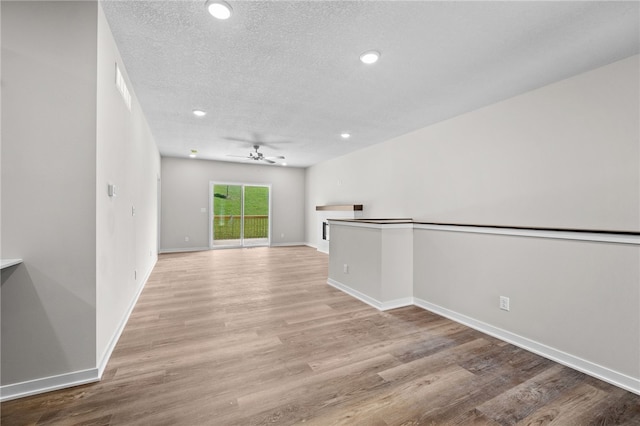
[213,215,269,240]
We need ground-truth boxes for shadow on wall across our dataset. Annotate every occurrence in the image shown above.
[1,264,94,385]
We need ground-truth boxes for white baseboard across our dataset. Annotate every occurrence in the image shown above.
[305,242,317,249]
[327,278,413,311]
[0,368,99,402]
[270,242,308,247]
[413,297,640,396]
[97,259,156,377]
[161,244,311,252]
[1,260,157,402]
[380,297,415,311]
[159,246,210,253]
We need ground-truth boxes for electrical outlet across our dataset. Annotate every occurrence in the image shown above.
[343,264,349,274]
[499,296,510,311]
[185,236,190,242]
[281,233,285,238]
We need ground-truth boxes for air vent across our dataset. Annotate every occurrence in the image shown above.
[115,63,132,111]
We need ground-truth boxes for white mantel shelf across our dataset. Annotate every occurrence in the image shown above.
[1,259,23,270]
[315,204,363,211]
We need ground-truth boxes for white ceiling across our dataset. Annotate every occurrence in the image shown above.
[101,1,639,168]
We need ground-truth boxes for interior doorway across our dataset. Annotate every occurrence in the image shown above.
[210,182,271,248]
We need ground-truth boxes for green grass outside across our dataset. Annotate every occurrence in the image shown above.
[213,185,269,240]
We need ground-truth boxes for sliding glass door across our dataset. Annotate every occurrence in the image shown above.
[212,184,242,247]
[242,185,270,246]
[210,183,270,248]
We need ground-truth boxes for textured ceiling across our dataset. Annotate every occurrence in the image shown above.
[101,1,639,168]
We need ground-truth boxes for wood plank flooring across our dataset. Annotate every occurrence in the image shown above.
[2,246,639,425]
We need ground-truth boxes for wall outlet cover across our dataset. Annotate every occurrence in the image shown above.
[500,296,510,311]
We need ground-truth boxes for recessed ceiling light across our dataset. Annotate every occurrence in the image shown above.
[205,0,232,20]
[189,149,198,158]
[359,50,380,65]
[282,163,287,167]
[192,109,206,117]
[340,132,351,139]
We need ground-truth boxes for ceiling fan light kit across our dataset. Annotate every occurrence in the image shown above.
[227,145,285,165]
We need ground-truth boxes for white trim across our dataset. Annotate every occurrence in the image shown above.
[159,246,210,254]
[328,220,640,245]
[380,297,415,311]
[305,242,318,249]
[209,181,214,248]
[270,242,309,247]
[413,223,640,245]
[327,278,413,311]
[0,368,99,402]
[328,220,413,230]
[97,259,156,377]
[413,297,640,396]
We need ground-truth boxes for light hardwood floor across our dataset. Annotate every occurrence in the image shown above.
[2,246,639,425]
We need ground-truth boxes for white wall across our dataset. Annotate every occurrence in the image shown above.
[96,6,160,367]
[306,55,640,391]
[161,157,305,251]
[1,1,98,385]
[0,1,160,399]
[306,55,639,245]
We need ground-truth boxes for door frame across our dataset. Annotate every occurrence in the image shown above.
[209,181,272,249]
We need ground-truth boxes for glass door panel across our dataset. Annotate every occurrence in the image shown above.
[212,184,243,247]
[243,185,269,247]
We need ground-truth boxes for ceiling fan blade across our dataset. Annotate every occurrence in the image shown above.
[262,158,276,164]
[226,154,250,158]
[265,156,285,160]
[224,136,254,144]
[224,136,290,150]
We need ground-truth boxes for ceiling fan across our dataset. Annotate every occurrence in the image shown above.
[224,133,291,150]
[227,145,285,164]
